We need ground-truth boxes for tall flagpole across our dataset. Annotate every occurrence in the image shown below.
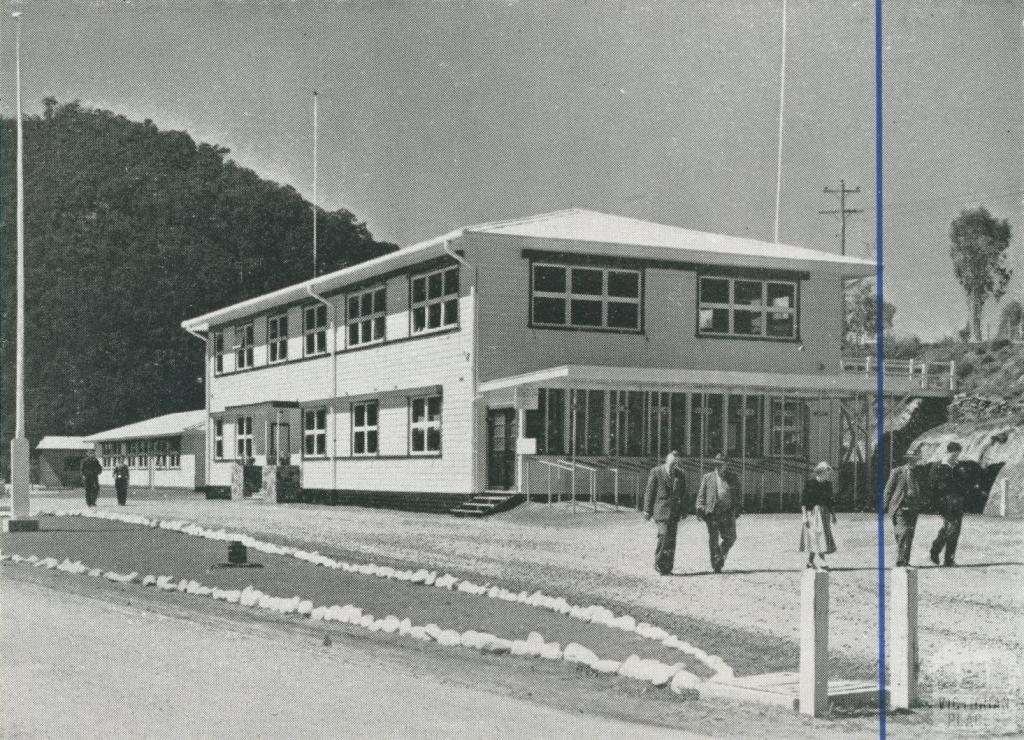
[773,0,788,244]
[312,90,318,277]
[6,11,38,531]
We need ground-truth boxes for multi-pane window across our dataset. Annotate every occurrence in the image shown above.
[168,439,180,468]
[727,395,763,458]
[571,389,605,456]
[698,276,798,339]
[213,331,225,373]
[304,303,329,356]
[268,313,288,363]
[154,440,168,469]
[609,391,645,457]
[526,388,565,455]
[771,398,808,457]
[352,401,379,456]
[348,286,386,347]
[214,420,224,459]
[304,408,328,457]
[410,395,442,454]
[411,266,459,334]
[235,322,255,369]
[531,264,642,331]
[236,416,253,459]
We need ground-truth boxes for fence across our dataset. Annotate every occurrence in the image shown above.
[840,356,957,391]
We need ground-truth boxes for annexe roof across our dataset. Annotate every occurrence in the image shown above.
[35,436,94,451]
[84,410,206,443]
[181,209,875,332]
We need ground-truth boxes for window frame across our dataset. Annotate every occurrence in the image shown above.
[351,400,380,457]
[303,303,329,357]
[236,416,253,460]
[267,312,289,364]
[234,322,255,369]
[409,394,442,455]
[214,420,225,460]
[213,331,225,374]
[529,261,643,333]
[696,274,800,341]
[346,285,387,348]
[303,408,328,458]
[410,266,460,335]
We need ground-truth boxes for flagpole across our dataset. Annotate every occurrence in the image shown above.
[312,90,318,277]
[5,11,38,532]
[773,0,788,244]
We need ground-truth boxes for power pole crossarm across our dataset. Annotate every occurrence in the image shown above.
[819,179,863,256]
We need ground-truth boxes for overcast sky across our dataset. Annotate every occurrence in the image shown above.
[2,0,1021,339]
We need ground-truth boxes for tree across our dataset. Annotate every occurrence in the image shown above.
[949,206,1013,342]
[997,299,1023,341]
[844,281,895,345]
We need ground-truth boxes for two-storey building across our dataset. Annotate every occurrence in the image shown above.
[181,210,953,511]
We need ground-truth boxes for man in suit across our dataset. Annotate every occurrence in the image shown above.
[113,461,130,506]
[643,451,687,575]
[929,441,967,567]
[80,452,103,507]
[883,449,923,566]
[696,453,742,573]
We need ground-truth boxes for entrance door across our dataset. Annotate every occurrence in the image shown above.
[486,409,517,490]
[269,423,291,464]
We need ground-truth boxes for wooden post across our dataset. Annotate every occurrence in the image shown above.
[800,569,829,717]
[890,567,919,709]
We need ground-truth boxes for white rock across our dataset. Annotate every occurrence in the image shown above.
[618,655,642,678]
[398,618,413,636]
[539,643,562,660]
[593,659,622,674]
[670,670,702,693]
[297,600,314,616]
[310,606,326,621]
[381,616,401,634]
[526,631,545,646]
[482,637,512,654]
[142,575,157,587]
[437,630,461,647]
[424,624,442,640]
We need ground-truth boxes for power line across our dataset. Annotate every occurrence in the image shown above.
[819,179,863,256]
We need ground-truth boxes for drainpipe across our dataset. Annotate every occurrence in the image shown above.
[306,282,338,494]
[443,240,480,494]
[184,324,210,490]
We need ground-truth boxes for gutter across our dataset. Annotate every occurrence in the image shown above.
[183,325,211,490]
[306,282,339,494]
[443,240,481,494]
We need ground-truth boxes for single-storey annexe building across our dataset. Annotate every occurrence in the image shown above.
[181,209,954,511]
[85,410,206,491]
[34,436,94,488]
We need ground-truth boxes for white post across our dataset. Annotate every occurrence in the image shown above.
[800,569,829,717]
[948,360,955,391]
[613,469,619,511]
[890,567,919,710]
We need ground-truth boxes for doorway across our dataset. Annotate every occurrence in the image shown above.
[486,409,517,490]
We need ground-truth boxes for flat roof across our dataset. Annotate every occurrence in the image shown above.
[36,436,94,451]
[85,410,206,443]
[182,209,875,331]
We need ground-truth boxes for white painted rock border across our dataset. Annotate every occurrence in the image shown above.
[36,508,735,681]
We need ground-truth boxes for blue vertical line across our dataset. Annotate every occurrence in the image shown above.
[874,0,888,736]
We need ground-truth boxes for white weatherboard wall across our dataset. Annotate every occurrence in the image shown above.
[206,264,477,495]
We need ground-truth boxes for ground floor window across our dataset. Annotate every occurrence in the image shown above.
[352,401,379,455]
[304,409,328,457]
[571,389,605,456]
[214,420,224,459]
[236,417,253,459]
[410,395,441,454]
[770,398,808,457]
[526,388,565,455]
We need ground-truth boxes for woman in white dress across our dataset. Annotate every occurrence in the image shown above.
[800,461,838,570]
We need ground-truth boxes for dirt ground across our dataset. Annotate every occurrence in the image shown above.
[6,488,1023,736]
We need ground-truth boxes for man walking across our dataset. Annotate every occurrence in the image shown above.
[113,460,130,506]
[696,453,741,573]
[929,441,967,567]
[643,451,687,575]
[883,449,923,567]
[80,451,103,507]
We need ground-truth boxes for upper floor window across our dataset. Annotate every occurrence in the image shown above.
[410,395,442,454]
[411,266,459,334]
[268,313,289,363]
[698,276,798,339]
[235,322,255,369]
[304,304,329,356]
[352,401,379,456]
[214,420,224,459]
[213,331,225,374]
[348,286,386,347]
[236,416,253,459]
[531,263,641,331]
[304,408,328,457]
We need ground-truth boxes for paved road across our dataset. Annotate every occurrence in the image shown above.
[1,577,704,740]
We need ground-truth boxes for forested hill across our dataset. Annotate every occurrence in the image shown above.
[1,100,397,453]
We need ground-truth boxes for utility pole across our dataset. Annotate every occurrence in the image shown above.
[819,180,862,256]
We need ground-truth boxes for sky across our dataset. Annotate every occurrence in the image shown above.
[1,0,1021,339]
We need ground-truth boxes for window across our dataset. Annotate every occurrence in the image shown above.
[213,331,225,373]
[728,395,763,458]
[214,420,224,459]
[352,401,379,455]
[609,391,645,456]
[411,266,459,334]
[235,322,255,369]
[268,313,288,363]
[154,440,168,469]
[571,390,605,456]
[347,286,386,347]
[304,408,328,457]
[531,263,641,331]
[236,416,253,459]
[168,439,180,469]
[410,395,442,454]
[698,276,798,339]
[304,304,329,356]
[771,398,807,457]
[690,393,724,457]
[526,388,565,455]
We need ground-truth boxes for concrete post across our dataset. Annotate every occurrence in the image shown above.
[890,567,919,709]
[800,569,829,717]
[3,438,39,531]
